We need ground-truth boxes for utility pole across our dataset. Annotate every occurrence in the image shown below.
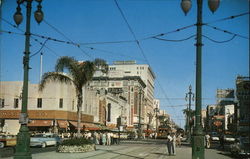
[185,85,194,143]
[181,0,220,158]
[13,1,44,158]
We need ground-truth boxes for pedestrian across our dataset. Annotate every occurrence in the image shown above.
[166,133,173,156]
[176,134,182,147]
[106,132,111,146]
[102,132,107,145]
[94,131,99,145]
[171,133,176,155]
[205,134,210,148]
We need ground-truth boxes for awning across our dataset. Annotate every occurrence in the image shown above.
[83,123,100,131]
[69,121,84,128]
[126,126,135,131]
[69,121,100,130]
[57,120,68,129]
[107,123,117,129]
[28,120,53,127]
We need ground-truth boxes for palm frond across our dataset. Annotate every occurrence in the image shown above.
[39,72,72,91]
[55,56,78,74]
[94,58,109,73]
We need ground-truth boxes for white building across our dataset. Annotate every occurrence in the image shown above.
[102,61,156,129]
[224,104,234,130]
[0,81,128,134]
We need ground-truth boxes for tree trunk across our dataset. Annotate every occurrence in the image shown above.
[77,93,83,138]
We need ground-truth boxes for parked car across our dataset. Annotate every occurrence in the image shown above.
[30,133,61,148]
[210,134,220,141]
[0,134,16,148]
[209,132,219,142]
[224,134,235,143]
[230,137,250,156]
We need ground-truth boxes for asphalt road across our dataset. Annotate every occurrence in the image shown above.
[0,146,57,158]
[0,139,242,159]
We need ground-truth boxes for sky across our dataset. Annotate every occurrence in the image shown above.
[0,0,249,128]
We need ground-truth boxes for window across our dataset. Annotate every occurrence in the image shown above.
[37,98,42,108]
[0,98,4,108]
[14,98,19,108]
[72,100,74,110]
[59,98,63,108]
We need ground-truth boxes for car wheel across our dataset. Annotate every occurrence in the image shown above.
[0,142,4,148]
[41,142,46,148]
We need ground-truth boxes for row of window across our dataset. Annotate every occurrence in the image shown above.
[0,98,64,109]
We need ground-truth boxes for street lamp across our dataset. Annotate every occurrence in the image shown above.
[181,0,220,159]
[185,85,194,143]
[13,0,44,159]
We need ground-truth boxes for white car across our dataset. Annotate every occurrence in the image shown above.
[211,135,219,141]
[30,133,61,148]
[224,135,235,143]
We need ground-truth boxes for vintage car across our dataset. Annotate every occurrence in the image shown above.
[0,134,17,148]
[210,132,220,141]
[224,134,235,143]
[230,137,250,157]
[30,133,61,148]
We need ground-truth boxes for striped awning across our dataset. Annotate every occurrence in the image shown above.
[83,123,100,131]
[28,120,53,127]
[57,120,68,129]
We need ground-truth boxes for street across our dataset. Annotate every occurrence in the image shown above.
[0,139,241,159]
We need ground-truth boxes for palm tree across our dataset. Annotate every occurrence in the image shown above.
[39,56,108,137]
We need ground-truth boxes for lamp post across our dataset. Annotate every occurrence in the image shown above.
[185,85,194,143]
[13,0,43,158]
[181,0,220,158]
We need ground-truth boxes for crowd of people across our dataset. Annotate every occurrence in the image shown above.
[83,131,120,145]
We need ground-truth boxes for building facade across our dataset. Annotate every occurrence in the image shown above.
[106,61,156,129]
[236,76,250,135]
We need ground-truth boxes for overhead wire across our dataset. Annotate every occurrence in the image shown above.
[153,34,196,42]
[114,0,180,119]
[204,24,249,40]
[30,38,49,58]
[204,12,249,25]
[43,19,92,59]
[83,46,146,62]
[0,17,60,58]
[202,34,237,43]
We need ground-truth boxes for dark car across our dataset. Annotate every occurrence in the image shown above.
[230,137,250,157]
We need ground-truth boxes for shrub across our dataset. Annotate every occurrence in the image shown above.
[60,137,92,146]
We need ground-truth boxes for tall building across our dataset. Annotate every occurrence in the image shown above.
[90,76,146,129]
[107,61,156,128]
[236,76,250,135]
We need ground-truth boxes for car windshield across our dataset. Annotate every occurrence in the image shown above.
[33,134,45,137]
[225,135,233,138]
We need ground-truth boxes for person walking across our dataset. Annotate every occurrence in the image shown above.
[102,132,107,146]
[106,132,111,146]
[94,132,99,145]
[176,134,182,147]
[166,133,173,156]
[205,134,210,148]
[171,133,176,155]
